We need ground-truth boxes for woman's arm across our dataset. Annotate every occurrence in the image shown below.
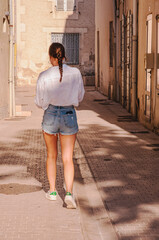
[78,71,85,103]
[35,73,45,108]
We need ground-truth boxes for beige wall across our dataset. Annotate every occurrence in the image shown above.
[138,0,159,131]
[95,0,159,132]
[95,0,114,96]
[0,0,9,119]
[154,0,159,130]
[16,0,95,85]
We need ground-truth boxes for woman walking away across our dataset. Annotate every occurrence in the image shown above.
[35,42,85,209]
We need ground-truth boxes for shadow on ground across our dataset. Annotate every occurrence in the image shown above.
[0,129,65,198]
[0,87,159,239]
[75,88,159,239]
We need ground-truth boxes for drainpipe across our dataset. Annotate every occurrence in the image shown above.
[132,0,138,118]
[121,0,125,106]
[9,0,15,117]
[113,0,120,102]
[113,0,117,100]
[116,0,120,102]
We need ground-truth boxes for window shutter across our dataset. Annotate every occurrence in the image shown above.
[67,0,75,11]
[56,0,64,11]
[51,33,79,65]
[109,21,113,67]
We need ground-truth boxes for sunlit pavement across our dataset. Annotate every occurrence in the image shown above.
[77,87,159,240]
[0,85,159,240]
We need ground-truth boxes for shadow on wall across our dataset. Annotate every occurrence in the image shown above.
[50,2,95,86]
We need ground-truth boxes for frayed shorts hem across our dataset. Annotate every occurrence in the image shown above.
[42,128,79,136]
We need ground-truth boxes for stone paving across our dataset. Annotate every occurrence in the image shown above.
[0,85,159,240]
[0,87,84,240]
[0,86,117,240]
[76,87,159,240]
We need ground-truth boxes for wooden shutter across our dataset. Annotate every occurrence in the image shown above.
[67,0,75,11]
[56,0,64,11]
[109,21,113,67]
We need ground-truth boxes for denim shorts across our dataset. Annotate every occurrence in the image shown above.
[42,105,79,135]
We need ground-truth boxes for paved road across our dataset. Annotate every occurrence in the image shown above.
[0,85,159,240]
[77,87,159,240]
[0,86,117,240]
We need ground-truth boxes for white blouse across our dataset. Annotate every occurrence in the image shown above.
[35,64,85,110]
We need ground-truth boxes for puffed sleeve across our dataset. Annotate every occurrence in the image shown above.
[78,71,85,103]
[35,73,45,108]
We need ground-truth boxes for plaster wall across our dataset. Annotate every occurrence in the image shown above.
[95,0,114,96]
[0,0,9,119]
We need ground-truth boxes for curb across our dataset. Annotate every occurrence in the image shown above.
[74,139,119,240]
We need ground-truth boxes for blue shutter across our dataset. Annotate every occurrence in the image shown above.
[51,33,79,65]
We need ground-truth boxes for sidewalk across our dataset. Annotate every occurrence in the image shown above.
[77,87,159,240]
[0,85,117,240]
[0,85,159,240]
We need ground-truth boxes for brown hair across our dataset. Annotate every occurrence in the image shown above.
[49,42,66,82]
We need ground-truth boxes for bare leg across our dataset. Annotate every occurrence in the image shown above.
[59,134,76,194]
[43,132,58,192]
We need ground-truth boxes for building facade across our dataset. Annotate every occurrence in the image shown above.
[95,0,114,97]
[95,0,159,133]
[0,0,10,119]
[0,0,16,119]
[15,0,95,85]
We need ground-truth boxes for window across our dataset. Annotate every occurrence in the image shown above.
[51,33,79,65]
[109,21,113,67]
[56,0,76,11]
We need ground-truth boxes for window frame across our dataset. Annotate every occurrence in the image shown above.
[56,0,76,11]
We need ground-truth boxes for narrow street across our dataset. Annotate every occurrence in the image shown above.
[0,86,159,240]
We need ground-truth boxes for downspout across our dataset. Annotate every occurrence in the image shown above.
[113,0,117,100]
[132,0,138,118]
[121,0,125,106]
[113,0,120,102]
[9,0,15,117]
[116,0,120,102]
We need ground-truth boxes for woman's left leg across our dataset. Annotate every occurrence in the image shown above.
[43,132,58,192]
[59,133,76,194]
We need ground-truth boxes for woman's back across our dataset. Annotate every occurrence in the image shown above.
[35,64,84,110]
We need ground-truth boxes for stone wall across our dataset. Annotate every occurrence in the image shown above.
[16,0,95,85]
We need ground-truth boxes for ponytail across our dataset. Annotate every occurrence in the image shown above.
[57,50,63,82]
[49,43,66,82]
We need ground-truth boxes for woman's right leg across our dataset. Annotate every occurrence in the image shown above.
[43,132,58,192]
[59,133,76,194]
